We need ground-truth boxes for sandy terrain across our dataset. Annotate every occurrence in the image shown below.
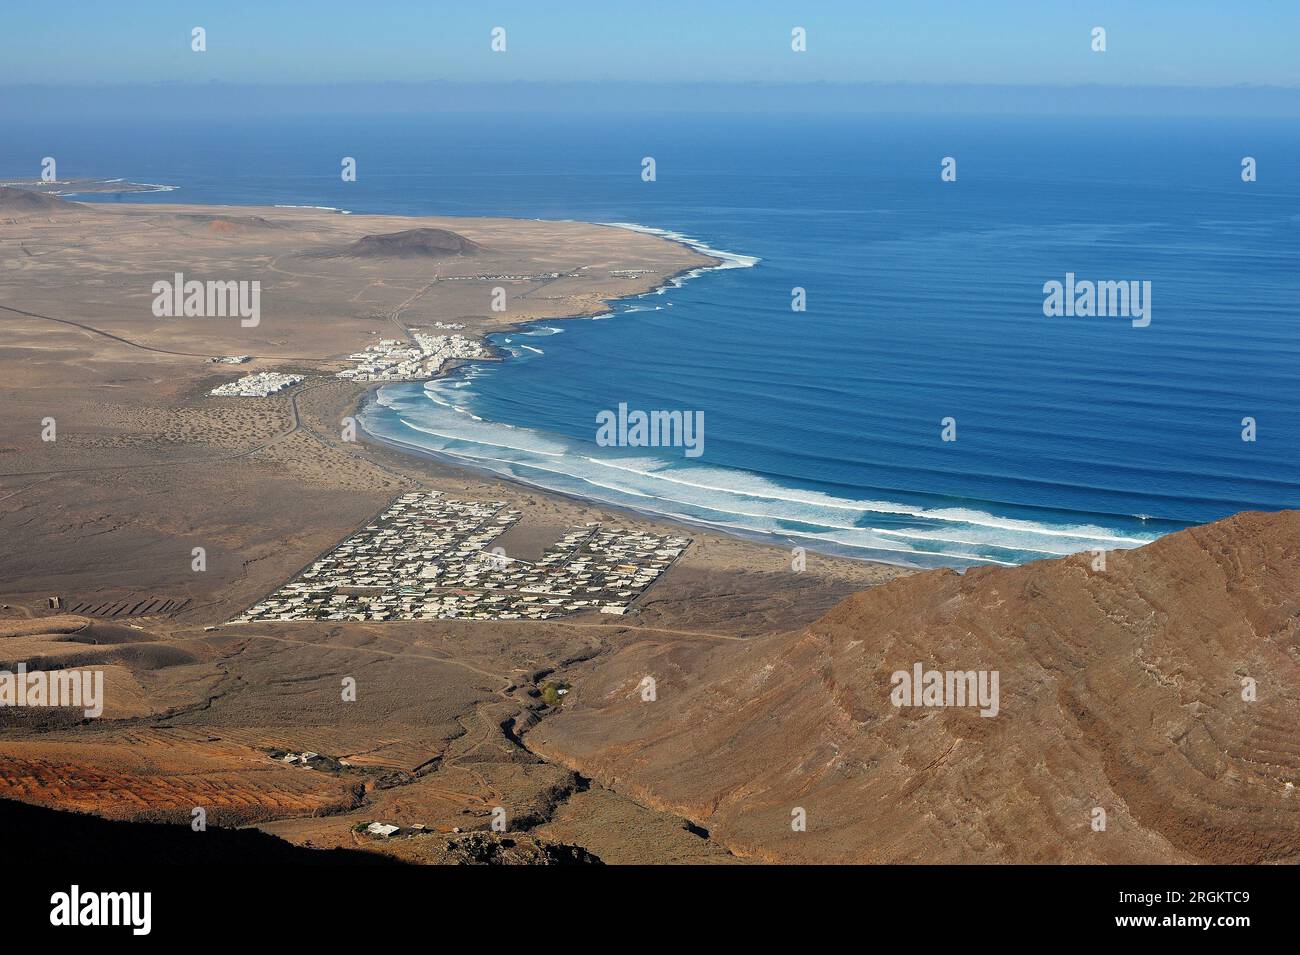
[0,189,901,863]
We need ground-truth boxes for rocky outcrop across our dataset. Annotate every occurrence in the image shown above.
[339,227,484,258]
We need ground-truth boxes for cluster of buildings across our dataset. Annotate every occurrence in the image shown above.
[209,355,250,365]
[231,491,689,623]
[438,271,565,282]
[278,751,348,770]
[209,371,304,397]
[335,331,487,382]
[360,820,438,838]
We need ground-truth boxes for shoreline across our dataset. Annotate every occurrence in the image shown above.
[3,182,1166,570]
[334,223,940,570]
[340,222,894,567]
[346,233,1152,571]
[352,418,949,572]
[343,222,1155,572]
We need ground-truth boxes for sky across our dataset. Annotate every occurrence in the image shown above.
[3,0,1300,88]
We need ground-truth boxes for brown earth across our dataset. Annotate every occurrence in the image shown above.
[0,192,896,863]
[525,510,1300,864]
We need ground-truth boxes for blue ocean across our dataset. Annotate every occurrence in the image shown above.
[7,114,1299,567]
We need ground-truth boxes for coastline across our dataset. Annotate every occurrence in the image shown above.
[0,184,1166,570]
[347,218,1160,571]
[343,222,893,565]
[348,222,1157,571]
[0,178,1062,569]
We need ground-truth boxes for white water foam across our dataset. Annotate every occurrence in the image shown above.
[361,224,1154,569]
[367,385,1159,568]
[602,222,762,272]
[273,204,351,214]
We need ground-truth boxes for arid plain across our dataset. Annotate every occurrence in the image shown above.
[0,187,904,863]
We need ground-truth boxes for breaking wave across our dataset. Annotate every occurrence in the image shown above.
[364,380,1161,569]
[358,224,1165,570]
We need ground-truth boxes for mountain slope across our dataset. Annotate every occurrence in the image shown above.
[526,510,1300,863]
[0,186,76,214]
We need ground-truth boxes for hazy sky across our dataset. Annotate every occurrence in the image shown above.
[4,0,1299,87]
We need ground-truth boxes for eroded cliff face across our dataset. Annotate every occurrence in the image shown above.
[526,511,1300,863]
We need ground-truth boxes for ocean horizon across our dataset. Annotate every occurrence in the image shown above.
[10,112,1299,568]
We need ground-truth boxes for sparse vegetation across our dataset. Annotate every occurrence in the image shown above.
[540,682,571,707]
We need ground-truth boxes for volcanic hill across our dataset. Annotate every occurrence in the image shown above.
[525,510,1300,864]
